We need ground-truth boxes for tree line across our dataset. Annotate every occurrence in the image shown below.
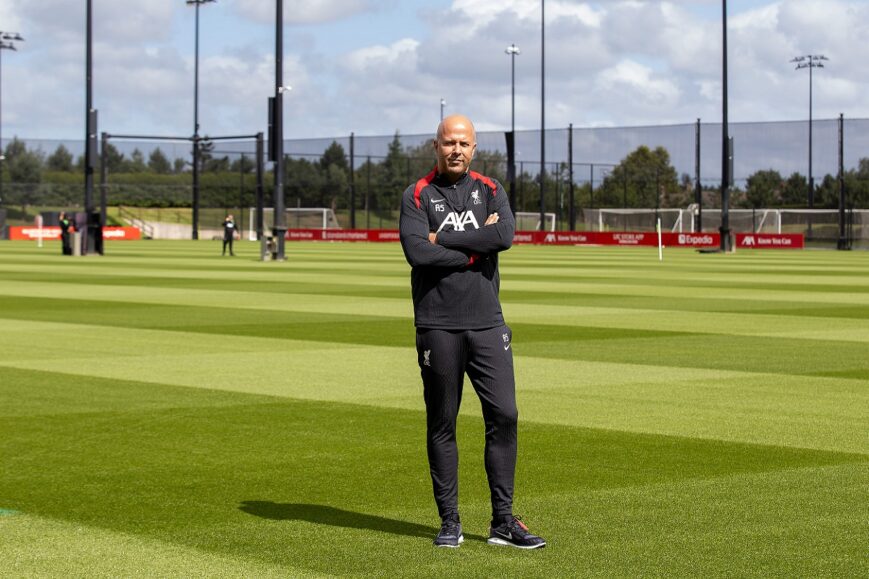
[2,136,867,220]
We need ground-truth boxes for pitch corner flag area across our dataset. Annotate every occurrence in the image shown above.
[0,239,866,576]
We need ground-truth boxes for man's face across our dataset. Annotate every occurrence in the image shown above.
[434,119,476,181]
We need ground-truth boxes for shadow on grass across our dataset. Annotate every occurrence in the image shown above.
[239,501,487,542]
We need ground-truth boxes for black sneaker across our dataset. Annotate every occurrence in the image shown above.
[487,516,546,549]
[433,519,464,548]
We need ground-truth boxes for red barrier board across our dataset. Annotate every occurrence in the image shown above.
[735,233,804,249]
[285,229,721,247]
[9,226,142,241]
[285,229,399,242]
[283,229,802,250]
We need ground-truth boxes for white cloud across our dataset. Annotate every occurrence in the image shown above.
[344,38,419,73]
[596,59,681,113]
[232,0,379,25]
[3,0,869,143]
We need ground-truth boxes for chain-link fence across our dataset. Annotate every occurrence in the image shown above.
[2,118,867,246]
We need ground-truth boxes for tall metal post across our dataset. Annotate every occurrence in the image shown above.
[539,0,546,231]
[790,55,828,208]
[568,124,575,231]
[255,132,264,240]
[83,2,99,254]
[192,1,200,239]
[505,44,520,214]
[695,118,702,232]
[349,132,355,229]
[0,32,24,206]
[809,62,814,207]
[792,54,828,241]
[100,132,108,233]
[719,0,731,251]
[273,0,286,259]
[85,0,93,213]
[837,113,848,250]
[0,46,3,203]
[187,0,214,240]
[365,156,371,229]
[0,47,3,204]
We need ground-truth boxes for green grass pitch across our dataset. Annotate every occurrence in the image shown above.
[1,239,866,577]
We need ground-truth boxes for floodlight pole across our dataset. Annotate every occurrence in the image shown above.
[539,0,546,231]
[83,2,102,254]
[187,0,215,241]
[719,0,731,252]
[568,123,574,231]
[273,0,286,260]
[791,54,827,214]
[440,98,445,121]
[0,31,24,207]
[837,113,848,250]
[695,118,702,232]
[505,43,520,214]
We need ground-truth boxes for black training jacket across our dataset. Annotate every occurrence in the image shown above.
[399,169,515,330]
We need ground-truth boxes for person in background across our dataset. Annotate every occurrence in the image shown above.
[223,214,238,256]
[59,212,73,256]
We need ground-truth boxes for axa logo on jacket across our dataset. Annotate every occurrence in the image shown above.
[437,211,480,233]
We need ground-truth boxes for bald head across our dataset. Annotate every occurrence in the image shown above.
[436,114,476,141]
[434,114,477,182]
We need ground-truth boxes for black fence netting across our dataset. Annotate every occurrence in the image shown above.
[2,118,867,242]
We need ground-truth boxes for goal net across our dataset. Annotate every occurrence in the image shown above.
[587,208,685,232]
[248,207,341,239]
[515,212,556,232]
[687,207,782,233]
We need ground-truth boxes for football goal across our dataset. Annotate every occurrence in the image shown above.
[248,207,340,240]
[587,208,686,232]
[515,212,556,232]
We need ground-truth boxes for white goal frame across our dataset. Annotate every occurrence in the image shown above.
[248,207,340,240]
[515,211,557,232]
[594,208,685,232]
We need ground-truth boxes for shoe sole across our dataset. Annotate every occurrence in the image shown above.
[434,535,464,548]
[487,537,546,550]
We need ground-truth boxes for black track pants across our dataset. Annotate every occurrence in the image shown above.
[415,325,517,520]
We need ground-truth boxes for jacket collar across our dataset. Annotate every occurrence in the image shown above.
[434,170,470,187]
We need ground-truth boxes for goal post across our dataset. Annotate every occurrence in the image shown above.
[589,208,685,232]
[248,207,341,240]
[515,212,556,232]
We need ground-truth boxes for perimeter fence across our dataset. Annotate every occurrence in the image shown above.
[1,117,867,246]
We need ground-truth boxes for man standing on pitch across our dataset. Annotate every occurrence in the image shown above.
[59,212,73,256]
[399,114,546,550]
[222,214,238,256]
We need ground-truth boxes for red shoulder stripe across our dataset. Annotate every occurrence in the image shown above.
[413,168,438,209]
[469,171,498,196]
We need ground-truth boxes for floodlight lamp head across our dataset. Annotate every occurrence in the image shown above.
[278,85,292,94]
[505,44,520,55]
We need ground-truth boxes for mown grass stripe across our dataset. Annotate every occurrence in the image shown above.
[1,240,867,576]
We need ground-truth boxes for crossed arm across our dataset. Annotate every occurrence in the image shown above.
[399,183,515,268]
[433,188,515,254]
[399,188,471,268]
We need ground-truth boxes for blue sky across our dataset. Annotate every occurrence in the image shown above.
[2,0,867,141]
